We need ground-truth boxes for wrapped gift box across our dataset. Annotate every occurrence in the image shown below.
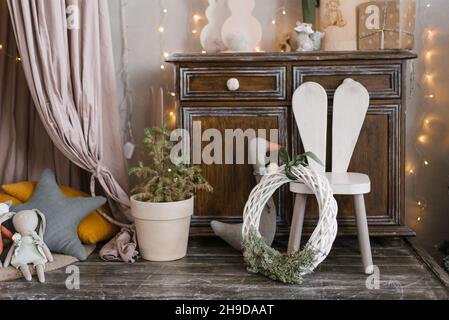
[358,0,416,50]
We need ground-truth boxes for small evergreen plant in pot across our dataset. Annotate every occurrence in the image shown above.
[130,123,212,261]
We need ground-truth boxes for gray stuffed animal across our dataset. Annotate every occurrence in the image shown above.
[211,138,279,251]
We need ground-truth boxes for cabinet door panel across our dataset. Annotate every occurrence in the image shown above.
[293,105,400,227]
[183,107,289,227]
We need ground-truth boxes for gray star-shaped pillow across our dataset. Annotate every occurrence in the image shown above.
[9,169,106,261]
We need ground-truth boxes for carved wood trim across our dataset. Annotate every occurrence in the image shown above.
[182,107,290,228]
[167,50,417,63]
[293,65,401,99]
[292,105,402,229]
[180,67,286,101]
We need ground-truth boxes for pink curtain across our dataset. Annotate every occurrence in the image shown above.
[7,0,132,223]
[0,0,84,187]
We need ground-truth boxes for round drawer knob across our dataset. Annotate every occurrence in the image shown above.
[227,78,240,91]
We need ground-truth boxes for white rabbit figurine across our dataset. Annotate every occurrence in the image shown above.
[4,209,54,283]
[221,0,262,52]
[200,0,230,53]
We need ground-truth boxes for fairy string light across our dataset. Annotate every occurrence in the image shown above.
[158,0,168,72]
[267,0,289,52]
[409,1,437,224]
[0,42,22,62]
[155,0,178,126]
[270,0,288,26]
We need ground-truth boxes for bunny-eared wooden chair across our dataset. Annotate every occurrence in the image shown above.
[288,79,374,274]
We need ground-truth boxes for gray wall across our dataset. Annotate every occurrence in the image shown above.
[109,0,449,258]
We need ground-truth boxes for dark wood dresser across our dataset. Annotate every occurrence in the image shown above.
[167,50,417,237]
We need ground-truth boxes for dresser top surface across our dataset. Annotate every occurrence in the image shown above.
[167,50,417,64]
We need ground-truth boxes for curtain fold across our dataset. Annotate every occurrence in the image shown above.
[6,0,131,223]
[0,0,83,187]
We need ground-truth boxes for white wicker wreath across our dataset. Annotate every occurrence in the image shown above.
[242,163,338,284]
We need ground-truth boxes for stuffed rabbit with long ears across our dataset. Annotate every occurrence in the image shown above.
[4,209,54,283]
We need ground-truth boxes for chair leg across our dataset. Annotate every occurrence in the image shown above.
[288,194,307,255]
[353,194,374,274]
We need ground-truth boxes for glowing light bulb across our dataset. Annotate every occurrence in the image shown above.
[418,135,427,144]
[168,168,172,173]
[426,51,432,59]
[409,169,415,174]
[417,217,422,222]
[425,74,433,81]
[169,111,175,117]
[418,201,422,206]
[425,94,435,99]
[163,9,168,14]
[15,57,21,62]
[282,10,287,15]
[426,4,431,8]
[158,26,165,33]
[425,119,430,125]
[192,29,197,34]
[163,52,169,58]
[201,50,207,54]
[424,160,429,166]
[271,20,276,25]
[0,44,3,50]
[255,46,261,52]
[169,92,176,97]
[160,64,165,70]
[193,14,202,23]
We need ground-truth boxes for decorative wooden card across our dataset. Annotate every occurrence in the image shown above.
[358,0,416,50]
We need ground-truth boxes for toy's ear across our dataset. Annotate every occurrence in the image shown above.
[33,209,47,238]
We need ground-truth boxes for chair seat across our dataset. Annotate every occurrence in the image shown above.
[290,172,371,195]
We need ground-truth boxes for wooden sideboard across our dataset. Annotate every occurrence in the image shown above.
[167,50,417,237]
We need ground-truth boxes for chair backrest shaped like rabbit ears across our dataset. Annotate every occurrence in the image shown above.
[292,79,370,173]
[292,82,328,173]
[332,79,370,173]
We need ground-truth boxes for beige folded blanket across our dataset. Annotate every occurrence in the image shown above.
[99,228,138,263]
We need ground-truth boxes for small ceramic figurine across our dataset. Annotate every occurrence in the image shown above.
[4,209,54,283]
[294,22,325,52]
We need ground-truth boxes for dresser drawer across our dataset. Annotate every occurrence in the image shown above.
[293,65,401,99]
[180,67,286,101]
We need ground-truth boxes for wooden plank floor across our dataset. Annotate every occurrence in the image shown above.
[1,237,448,300]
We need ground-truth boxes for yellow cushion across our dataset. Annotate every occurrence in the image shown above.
[1,181,35,202]
[1,182,118,245]
[0,194,22,206]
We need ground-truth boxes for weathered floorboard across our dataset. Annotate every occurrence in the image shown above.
[0,237,448,300]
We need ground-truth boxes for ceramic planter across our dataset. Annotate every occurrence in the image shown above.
[131,195,194,262]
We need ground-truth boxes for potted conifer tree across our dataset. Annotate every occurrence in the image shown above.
[130,124,212,261]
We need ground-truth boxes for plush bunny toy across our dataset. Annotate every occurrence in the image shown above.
[0,201,14,267]
[3,209,54,283]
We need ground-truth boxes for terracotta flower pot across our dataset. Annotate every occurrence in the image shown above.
[131,195,194,262]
